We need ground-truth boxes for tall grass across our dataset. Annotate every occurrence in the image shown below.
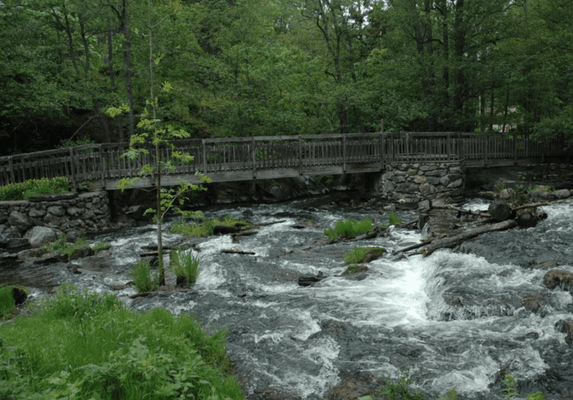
[130,260,159,292]
[0,286,15,319]
[324,218,373,240]
[0,285,244,400]
[170,250,200,285]
[0,177,69,201]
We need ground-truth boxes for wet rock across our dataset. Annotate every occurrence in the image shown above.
[522,293,547,313]
[248,387,301,400]
[69,246,95,261]
[18,248,67,264]
[342,265,368,276]
[63,263,82,274]
[514,332,540,341]
[488,200,512,222]
[554,319,573,346]
[553,189,571,199]
[543,270,573,292]
[9,211,31,233]
[534,261,559,269]
[359,248,386,263]
[298,271,325,287]
[79,255,112,272]
[26,226,57,248]
[213,225,241,235]
[11,287,27,305]
[529,189,555,202]
[327,372,381,400]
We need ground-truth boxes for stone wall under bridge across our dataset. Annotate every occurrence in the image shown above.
[375,162,465,202]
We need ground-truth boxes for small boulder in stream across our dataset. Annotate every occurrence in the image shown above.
[298,271,325,287]
[555,319,573,347]
[543,270,573,292]
[327,372,382,400]
[488,200,513,222]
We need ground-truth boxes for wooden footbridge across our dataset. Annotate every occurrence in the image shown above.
[0,133,569,191]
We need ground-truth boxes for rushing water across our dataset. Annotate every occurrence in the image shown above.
[17,198,573,399]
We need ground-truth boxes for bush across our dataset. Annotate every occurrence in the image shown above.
[171,250,200,285]
[0,177,69,201]
[0,286,244,400]
[130,260,160,293]
[343,247,386,264]
[324,218,373,240]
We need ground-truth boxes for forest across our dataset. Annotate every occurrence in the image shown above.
[0,0,572,157]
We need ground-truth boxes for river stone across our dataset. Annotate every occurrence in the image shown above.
[26,226,57,248]
[553,189,571,199]
[69,246,95,261]
[529,190,555,202]
[29,207,46,218]
[543,270,573,292]
[488,200,512,222]
[249,387,301,400]
[47,205,65,217]
[298,271,325,287]
[554,319,573,346]
[9,211,32,233]
[17,248,68,264]
[522,293,546,313]
[327,372,380,400]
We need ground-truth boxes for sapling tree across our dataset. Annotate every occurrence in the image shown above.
[106,0,210,287]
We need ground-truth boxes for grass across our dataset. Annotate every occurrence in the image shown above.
[324,218,373,240]
[91,241,111,251]
[170,250,200,285]
[387,212,402,226]
[170,215,248,237]
[343,247,386,264]
[342,265,369,275]
[130,260,160,292]
[0,284,245,400]
[42,234,89,257]
[0,286,16,319]
[0,177,70,201]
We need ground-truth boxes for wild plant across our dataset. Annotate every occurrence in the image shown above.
[130,260,160,293]
[171,250,200,285]
[324,218,373,240]
[0,286,16,319]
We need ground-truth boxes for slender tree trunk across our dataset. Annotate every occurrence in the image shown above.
[108,21,124,142]
[122,0,135,138]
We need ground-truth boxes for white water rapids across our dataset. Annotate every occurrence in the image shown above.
[59,199,573,399]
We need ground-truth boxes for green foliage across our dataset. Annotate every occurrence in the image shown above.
[501,374,520,399]
[91,241,111,252]
[526,392,546,400]
[343,247,386,264]
[170,250,200,285]
[0,286,244,400]
[0,286,16,319]
[314,175,334,186]
[130,261,160,293]
[375,370,424,400]
[170,215,248,238]
[42,234,88,257]
[0,177,70,201]
[435,388,457,400]
[388,212,402,226]
[324,219,373,240]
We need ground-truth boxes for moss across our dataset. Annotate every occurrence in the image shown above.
[342,265,369,275]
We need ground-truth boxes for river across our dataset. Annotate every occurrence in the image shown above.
[13,197,573,399]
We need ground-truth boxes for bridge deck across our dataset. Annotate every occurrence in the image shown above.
[0,133,569,190]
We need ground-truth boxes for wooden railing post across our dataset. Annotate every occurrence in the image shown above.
[99,145,106,189]
[406,133,410,163]
[447,133,451,161]
[458,133,463,160]
[513,134,518,165]
[298,136,302,174]
[342,134,347,173]
[379,133,384,170]
[202,140,207,174]
[8,156,14,184]
[69,148,76,190]
[251,137,257,179]
[484,134,489,166]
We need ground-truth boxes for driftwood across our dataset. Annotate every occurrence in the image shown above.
[430,204,490,218]
[512,202,550,211]
[421,219,517,257]
[222,249,256,255]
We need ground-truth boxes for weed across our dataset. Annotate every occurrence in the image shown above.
[375,370,424,400]
[0,286,16,319]
[388,212,402,226]
[343,247,386,264]
[91,241,111,251]
[41,234,88,257]
[324,218,373,240]
[130,260,160,292]
[171,250,200,285]
[170,215,248,237]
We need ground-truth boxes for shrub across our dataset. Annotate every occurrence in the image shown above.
[343,247,386,264]
[324,218,373,240]
[0,286,16,319]
[130,260,160,293]
[0,286,244,400]
[171,250,200,285]
[0,177,69,201]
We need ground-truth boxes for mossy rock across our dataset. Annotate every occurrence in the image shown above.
[361,248,386,263]
[342,265,369,275]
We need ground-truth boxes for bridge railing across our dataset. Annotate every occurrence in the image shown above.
[0,132,569,189]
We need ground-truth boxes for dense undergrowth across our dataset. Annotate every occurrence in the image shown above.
[0,285,245,400]
[0,177,70,201]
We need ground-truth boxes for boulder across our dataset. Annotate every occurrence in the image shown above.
[529,189,555,202]
[69,246,95,261]
[17,248,68,264]
[213,225,241,235]
[553,189,571,199]
[327,372,381,400]
[488,200,512,222]
[543,270,573,292]
[8,211,32,233]
[26,226,57,248]
[298,271,325,287]
[554,319,573,346]
[522,293,546,313]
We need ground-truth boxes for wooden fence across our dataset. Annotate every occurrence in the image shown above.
[0,132,569,190]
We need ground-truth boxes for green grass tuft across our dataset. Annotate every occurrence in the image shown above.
[42,234,89,257]
[0,286,16,319]
[170,250,200,285]
[130,260,160,293]
[170,215,248,237]
[0,285,245,400]
[91,241,111,251]
[343,247,386,264]
[388,212,402,226]
[324,218,373,240]
[0,177,70,201]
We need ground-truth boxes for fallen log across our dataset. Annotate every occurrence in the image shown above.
[222,249,256,255]
[421,219,517,257]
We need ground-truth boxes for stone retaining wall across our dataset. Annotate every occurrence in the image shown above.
[376,162,465,202]
[0,192,111,247]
